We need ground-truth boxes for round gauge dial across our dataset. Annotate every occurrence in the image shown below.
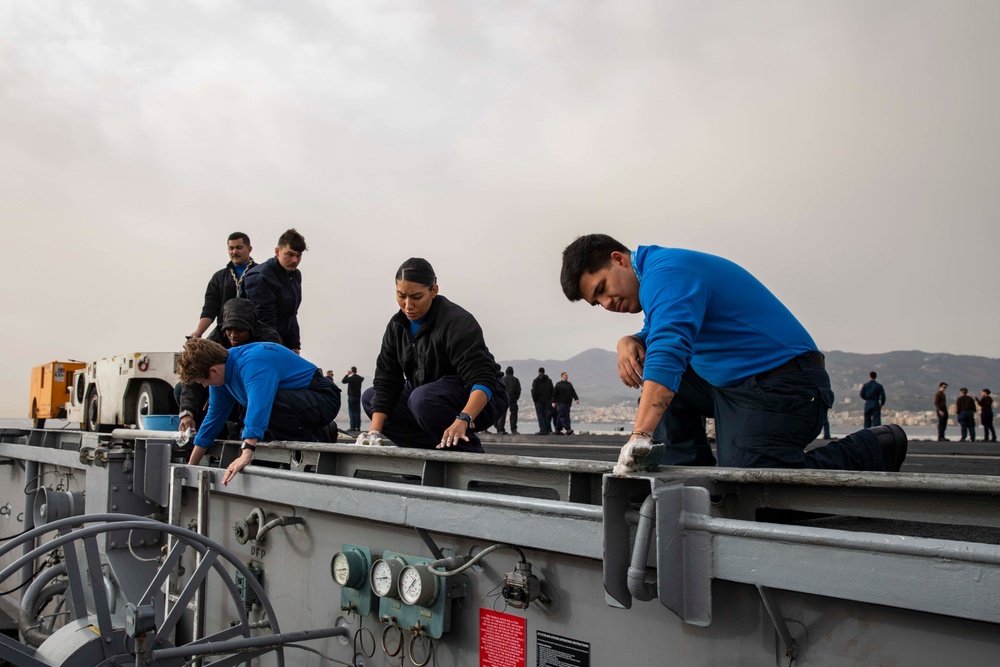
[331,550,367,588]
[398,564,438,607]
[370,558,404,598]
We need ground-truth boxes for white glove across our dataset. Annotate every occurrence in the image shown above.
[613,435,653,476]
[356,430,385,447]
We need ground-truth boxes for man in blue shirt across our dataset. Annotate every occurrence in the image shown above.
[560,234,907,475]
[859,371,886,428]
[177,338,340,484]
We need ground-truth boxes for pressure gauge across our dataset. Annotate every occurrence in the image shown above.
[370,557,404,598]
[331,549,368,589]
[398,564,439,607]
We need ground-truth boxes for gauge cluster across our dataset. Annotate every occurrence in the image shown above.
[330,545,468,639]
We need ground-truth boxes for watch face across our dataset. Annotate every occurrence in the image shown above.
[370,558,401,598]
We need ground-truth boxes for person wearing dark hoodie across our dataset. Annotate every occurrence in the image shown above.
[494,366,521,434]
[177,298,282,433]
[531,368,554,435]
[357,258,508,453]
[241,228,306,353]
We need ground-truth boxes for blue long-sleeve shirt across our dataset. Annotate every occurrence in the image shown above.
[194,342,318,448]
[632,246,817,391]
[860,380,886,407]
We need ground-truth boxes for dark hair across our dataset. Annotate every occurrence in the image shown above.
[506,366,514,374]
[395,258,436,288]
[560,234,630,301]
[985,389,992,395]
[960,387,969,393]
[870,371,877,379]
[228,231,251,246]
[351,366,357,373]
[277,228,307,252]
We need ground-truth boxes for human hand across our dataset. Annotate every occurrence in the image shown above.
[616,336,645,388]
[179,414,196,432]
[613,434,653,476]
[188,331,202,339]
[356,430,385,447]
[222,451,253,486]
[438,419,470,449]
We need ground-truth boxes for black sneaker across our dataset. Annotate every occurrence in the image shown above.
[869,424,907,472]
[565,429,574,435]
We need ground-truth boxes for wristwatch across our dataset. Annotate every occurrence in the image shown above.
[454,413,474,428]
[178,410,193,420]
[240,441,257,457]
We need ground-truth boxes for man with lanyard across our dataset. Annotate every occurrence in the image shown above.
[559,234,907,475]
[178,338,340,485]
[189,232,255,339]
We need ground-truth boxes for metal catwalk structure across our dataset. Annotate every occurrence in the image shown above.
[1,426,999,666]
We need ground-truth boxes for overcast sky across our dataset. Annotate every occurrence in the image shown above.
[2,1,998,416]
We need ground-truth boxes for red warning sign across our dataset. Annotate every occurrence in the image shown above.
[480,608,526,667]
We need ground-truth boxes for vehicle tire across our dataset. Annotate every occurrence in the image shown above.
[85,391,101,432]
[135,381,172,425]
[31,400,46,429]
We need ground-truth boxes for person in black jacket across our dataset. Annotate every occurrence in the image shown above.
[531,368,554,435]
[341,367,365,432]
[177,298,282,433]
[189,232,255,339]
[552,372,580,435]
[242,228,306,353]
[494,366,521,434]
[358,258,508,453]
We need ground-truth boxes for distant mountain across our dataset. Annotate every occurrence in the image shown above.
[824,350,999,413]
[501,348,636,406]
[499,348,1000,413]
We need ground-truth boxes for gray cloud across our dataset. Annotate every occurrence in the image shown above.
[2,1,997,415]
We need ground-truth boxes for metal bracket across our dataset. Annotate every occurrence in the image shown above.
[757,584,798,663]
[653,483,713,626]
[602,478,713,625]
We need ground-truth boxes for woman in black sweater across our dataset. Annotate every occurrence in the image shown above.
[359,258,508,452]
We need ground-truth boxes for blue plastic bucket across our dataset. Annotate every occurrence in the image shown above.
[139,414,180,431]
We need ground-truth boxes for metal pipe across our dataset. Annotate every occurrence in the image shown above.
[255,514,305,543]
[685,514,1000,564]
[19,563,67,647]
[150,625,350,661]
[20,460,38,590]
[193,470,212,663]
[110,428,194,446]
[627,495,657,602]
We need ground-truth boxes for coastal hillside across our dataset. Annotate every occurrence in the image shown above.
[501,349,1000,413]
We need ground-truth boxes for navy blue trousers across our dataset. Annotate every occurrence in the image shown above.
[655,365,885,470]
[267,371,341,442]
[863,404,882,428]
[347,395,362,431]
[362,376,508,453]
[958,411,977,440]
[554,403,572,431]
[982,411,996,441]
[534,402,553,434]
